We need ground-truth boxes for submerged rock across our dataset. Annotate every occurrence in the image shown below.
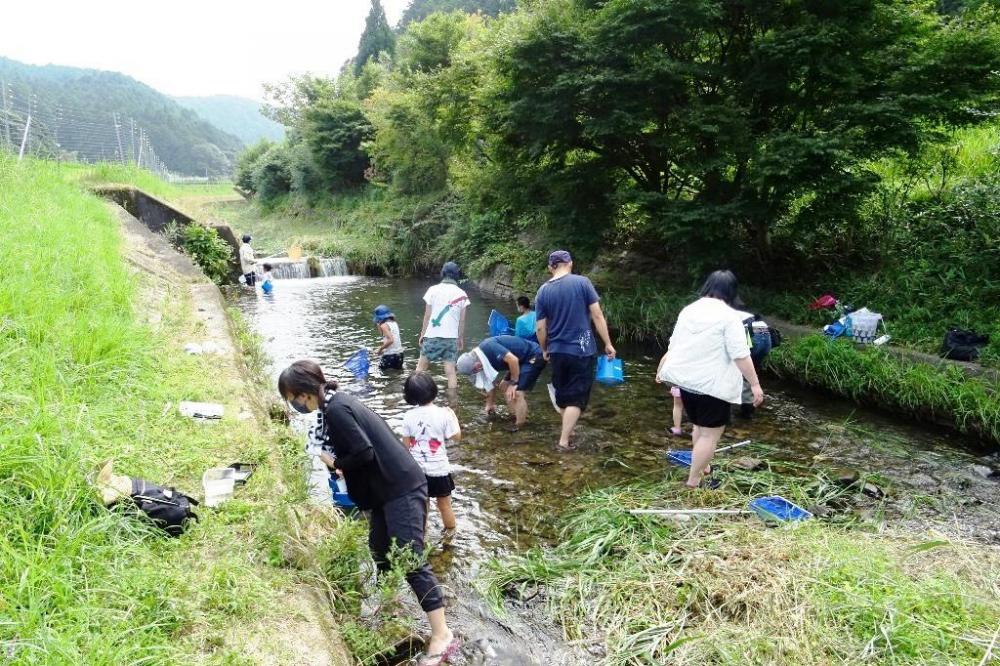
[732,457,764,471]
[832,468,861,485]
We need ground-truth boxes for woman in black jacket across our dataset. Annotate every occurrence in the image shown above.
[278,360,459,665]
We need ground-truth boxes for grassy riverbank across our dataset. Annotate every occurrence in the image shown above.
[0,156,355,664]
[480,476,1000,665]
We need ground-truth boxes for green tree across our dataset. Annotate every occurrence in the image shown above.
[234,139,273,193]
[355,0,396,75]
[301,100,373,189]
[484,0,1000,264]
[251,143,293,202]
[400,0,515,26]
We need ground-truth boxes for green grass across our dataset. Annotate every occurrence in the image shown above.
[479,477,1000,665]
[0,155,358,664]
[766,335,1000,443]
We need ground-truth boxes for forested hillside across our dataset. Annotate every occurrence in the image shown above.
[0,57,243,175]
[175,95,284,145]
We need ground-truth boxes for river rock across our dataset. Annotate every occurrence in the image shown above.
[970,464,996,479]
[732,457,764,471]
[861,481,885,499]
[832,468,861,485]
[905,473,939,491]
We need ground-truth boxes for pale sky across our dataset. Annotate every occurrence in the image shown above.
[1,0,409,101]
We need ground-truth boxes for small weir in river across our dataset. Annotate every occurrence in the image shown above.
[260,255,349,279]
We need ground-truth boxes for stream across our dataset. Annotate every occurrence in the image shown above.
[235,275,1000,665]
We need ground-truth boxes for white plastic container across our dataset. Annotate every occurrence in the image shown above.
[202,467,236,507]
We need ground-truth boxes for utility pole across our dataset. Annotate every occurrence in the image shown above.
[113,112,125,164]
[18,114,31,161]
[1,81,10,152]
[136,128,144,168]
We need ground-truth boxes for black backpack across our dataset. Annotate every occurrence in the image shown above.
[124,478,199,537]
[941,328,989,362]
[769,326,783,349]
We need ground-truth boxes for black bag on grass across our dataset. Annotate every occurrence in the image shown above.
[126,478,199,537]
[940,328,989,362]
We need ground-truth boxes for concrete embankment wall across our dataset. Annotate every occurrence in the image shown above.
[93,185,243,280]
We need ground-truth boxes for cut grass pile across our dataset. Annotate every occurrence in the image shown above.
[479,475,1000,665]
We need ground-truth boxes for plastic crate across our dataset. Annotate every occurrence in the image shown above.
[850,311,882,345]
[749,496,812,523]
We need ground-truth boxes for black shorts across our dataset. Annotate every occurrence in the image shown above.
[426,474,455,498]
[379,353,404,370]
[505,356,546,392]
[243,271,257,286]
[549,353,596,412]
[679,389,731,428]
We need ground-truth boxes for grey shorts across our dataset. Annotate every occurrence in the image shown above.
[420,337,459,363]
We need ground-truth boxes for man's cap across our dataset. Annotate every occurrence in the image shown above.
[548,250,572,266]
[441,261,461,279]
[455,351,478,375]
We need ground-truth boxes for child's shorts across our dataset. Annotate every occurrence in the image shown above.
[426,474,455,498]
[380,353,404,370]
[670,386,681,398]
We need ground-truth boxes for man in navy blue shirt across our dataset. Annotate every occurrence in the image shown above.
[455,335,546,430]
[535,250,615,451]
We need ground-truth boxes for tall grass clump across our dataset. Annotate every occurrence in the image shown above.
[480,480,1000,665]
[768,335,1000,443]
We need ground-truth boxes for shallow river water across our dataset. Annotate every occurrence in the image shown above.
[236,276,1000,665]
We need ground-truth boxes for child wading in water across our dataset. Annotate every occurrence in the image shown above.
[656,354,685,436]
[402,372,459,541]
[373,305,404,370]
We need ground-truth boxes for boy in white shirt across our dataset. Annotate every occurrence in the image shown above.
[401,371,460,540]
[416,261,469,389]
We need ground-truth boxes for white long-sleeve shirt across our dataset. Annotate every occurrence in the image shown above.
[239,243,256,274]
[656,297,751,403]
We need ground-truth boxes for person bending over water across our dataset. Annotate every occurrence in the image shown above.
[454,334,547,431]
[656,270,764,488]
[278,361,459,665]
[373,305,405,371]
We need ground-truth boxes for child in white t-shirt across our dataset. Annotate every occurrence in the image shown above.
[401,371,460,539]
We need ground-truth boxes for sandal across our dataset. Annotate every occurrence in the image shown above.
[555,442,578,452]
[418,638,461,666]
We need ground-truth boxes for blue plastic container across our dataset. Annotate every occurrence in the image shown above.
[328,478,356,509]
[595,356,624,385]
[488,309,514,337]
[343,348,370,379]
[665,450,693,467]
[749,496,812,523]
[261,279,273,295]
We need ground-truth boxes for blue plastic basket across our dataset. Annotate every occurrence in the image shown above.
[749,496,812,523]
[488,309,514,337]
[328,478,356,509]
[343,348,370,379]
[595,356,624,386]
[261,279,273,295]
[665,450,693,467]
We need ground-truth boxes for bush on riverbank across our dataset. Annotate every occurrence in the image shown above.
[480,481,1000,664]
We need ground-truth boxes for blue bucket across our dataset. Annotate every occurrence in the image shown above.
[328,478,356,509]
[488,309,514,337]
[749,496,812,523]
[344,348,370,380]
[595,356,624,385]
[261,279,273,295]
[665,450,693,467]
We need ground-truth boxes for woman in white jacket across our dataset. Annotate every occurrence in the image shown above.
[656,271,765,488]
